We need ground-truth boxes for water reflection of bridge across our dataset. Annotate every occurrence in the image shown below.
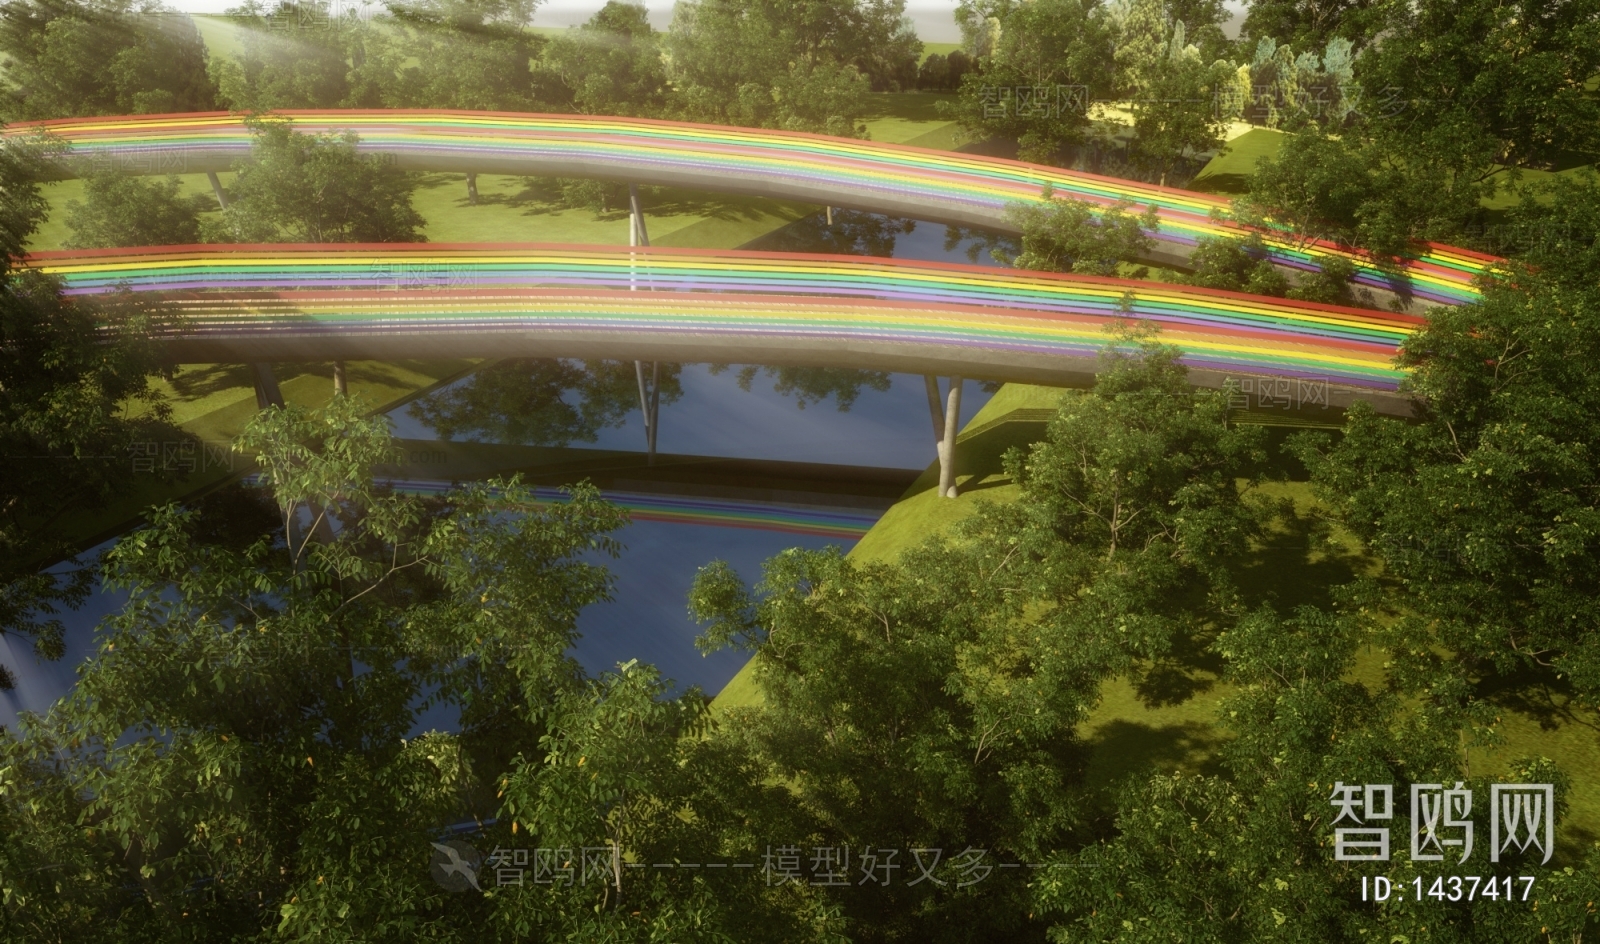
[377,438,922,518]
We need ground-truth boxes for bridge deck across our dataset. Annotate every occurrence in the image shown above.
[32,242,1421,416]
[9,110,1499,310]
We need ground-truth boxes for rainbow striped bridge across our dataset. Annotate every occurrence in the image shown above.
[33,242,1421,416]
[9,111,1498,311]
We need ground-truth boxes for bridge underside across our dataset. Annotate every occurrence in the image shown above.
[169,331,1410,418]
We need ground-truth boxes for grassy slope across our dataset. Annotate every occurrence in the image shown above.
[711,382,1600,848]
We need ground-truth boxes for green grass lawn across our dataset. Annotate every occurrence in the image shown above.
[861,91,960,147]
[1188,127,1285,195]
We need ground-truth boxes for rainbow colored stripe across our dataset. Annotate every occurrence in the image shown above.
[31,243,1424,392]
[9,111,1498,306]
[376,479,878,539]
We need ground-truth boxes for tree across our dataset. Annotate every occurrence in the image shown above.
[690,543,1090,943]
[0,0,217,119]
[1238,0,1600,268]
[544,0,669,117]
[210,0,359,110]
[384,0,556,112]
[493,659,844,941]
[206,118,426,243]
[63,173,205,249]
[916,50,974,91]
[0,130,180,692]
[998,185,1159,275]
[1034,601,1600,941]
[980,331,1270,681]
[666,0,920,135]
[688,330,1274,940]
[943,0,1117,164]
[1,396,629,937]
[731,365,891,411]
[1239,0,1390,53]
[405,358,681,446]
[1293,253,1600,707]
[1115,9,1235,186]
[1179,233,1289,296]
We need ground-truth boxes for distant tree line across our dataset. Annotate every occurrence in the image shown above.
[948,0,1599,285]
[0,0,929,139]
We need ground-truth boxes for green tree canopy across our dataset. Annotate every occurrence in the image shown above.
[544,0,668,116]
[1295,224,1600,704]
[944,0,1117,164]
[1237,0,1600,269]
[998,186,1160,275]
[0,130,180,691]
[2,395,629,937]
[666,0,920,136]
[206,117,427,243]
[383,0,557,111]
[63,173,205,249]
[0,0,217,119]
[210,0,361,110]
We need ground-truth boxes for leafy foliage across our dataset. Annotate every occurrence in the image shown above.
[1,396,628,937]
[943,0,1117,164]
[1179,234,1289,296]
[63,173,205,249]
[384,0,556,112]
[1295,257,1600,703]
[211,0,365,110]
[544,1,669,117]
[1036,599,1599,942]
[998,185,1159,275]
[405,358,681,446]
[665,0,920,136]
[0,130,179,690]
[0,0,217,119]
[205,117,426,243]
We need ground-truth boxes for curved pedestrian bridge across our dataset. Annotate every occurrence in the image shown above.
[33,242,1422,416]
[10,110,1499,310]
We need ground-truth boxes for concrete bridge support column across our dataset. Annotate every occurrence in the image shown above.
[635,360,660,464]
[629,184,660,464]
[927,376,963,499]
[924,375,945,440]
[206,171,228,210]
[252,362,284,410]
